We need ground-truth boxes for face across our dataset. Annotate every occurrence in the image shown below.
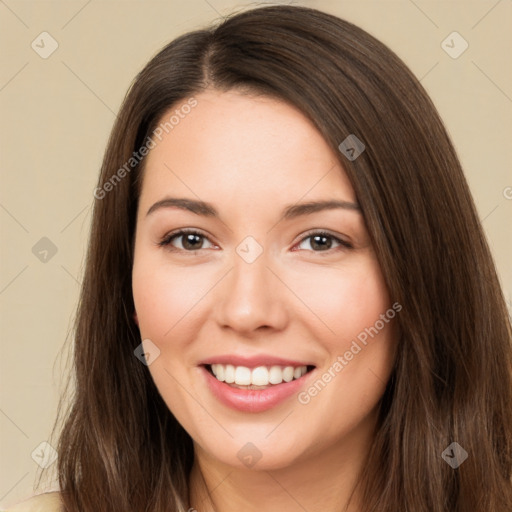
[132,89,398,471]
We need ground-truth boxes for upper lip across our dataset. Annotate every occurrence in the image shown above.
[199,354,315,368]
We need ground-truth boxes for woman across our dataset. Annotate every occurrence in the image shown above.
[9,4,512,511]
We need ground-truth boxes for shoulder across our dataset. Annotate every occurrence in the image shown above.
[4,492,62,512]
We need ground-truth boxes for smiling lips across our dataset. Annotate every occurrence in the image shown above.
[209,363,309,388]
[199,355,316,412]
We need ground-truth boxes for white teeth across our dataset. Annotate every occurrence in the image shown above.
[234,366,251,385]
[251,366,269,386]
[282,366,294,382]
[212,364,225,381]
[209,364,310,386]
[215,364,225,381]
[224,364,235,383]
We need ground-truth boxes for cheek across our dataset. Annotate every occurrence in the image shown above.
[289,256,390,347]
[132,256,205,412]
[132,254,210,342]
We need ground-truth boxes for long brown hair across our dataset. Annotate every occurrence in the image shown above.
[46,5,512,511]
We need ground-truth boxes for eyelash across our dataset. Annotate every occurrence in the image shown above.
[157,229,353,254]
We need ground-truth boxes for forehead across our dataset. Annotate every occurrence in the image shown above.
[139,89,356,209]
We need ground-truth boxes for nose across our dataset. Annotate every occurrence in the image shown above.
[214,249,289,335]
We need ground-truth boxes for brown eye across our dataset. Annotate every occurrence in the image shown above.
[295,231,352,252]
[158,230,214,251]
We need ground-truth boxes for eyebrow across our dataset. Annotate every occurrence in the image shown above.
[146,197,360,221]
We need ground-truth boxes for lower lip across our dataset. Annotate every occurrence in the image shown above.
[201,366,314,413]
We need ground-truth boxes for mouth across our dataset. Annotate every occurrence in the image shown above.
[203,363,316,390]
[200,363,316,412]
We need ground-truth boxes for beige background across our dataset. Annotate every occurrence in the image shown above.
[1,0,511,507]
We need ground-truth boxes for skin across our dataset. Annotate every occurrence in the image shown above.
[132,89,398,512]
